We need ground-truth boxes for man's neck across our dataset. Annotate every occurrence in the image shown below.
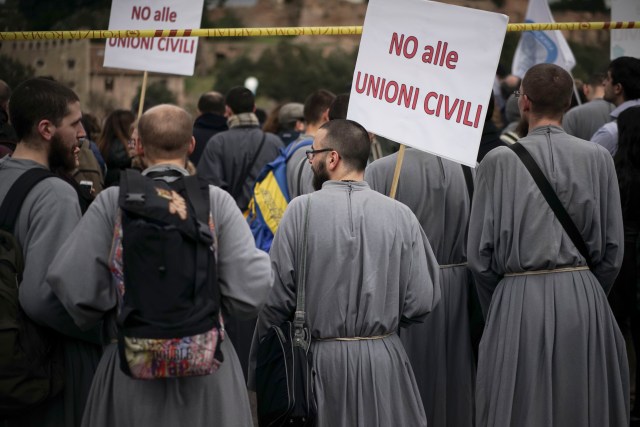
[331,169,364,182]
[527,116,562,132]
[11,141,49,168]
[304,122,324,137]
[146,159,189,169]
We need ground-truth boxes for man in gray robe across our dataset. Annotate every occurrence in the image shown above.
[46,104,273,427]
[469,63,629,427]
[250,119,440,427]
[0,78,102,427]
[365,151,475,427]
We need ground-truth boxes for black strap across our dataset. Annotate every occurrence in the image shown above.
[295,156,307,198]
[507,142,594,270]
[461,165,474,203]
[231,132,267,202]
[122,169,146,205]
[183,175,215,298]
[0,168,55,231]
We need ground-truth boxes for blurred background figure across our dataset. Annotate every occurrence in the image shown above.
[98,109,136,187]
[610,106,640,422]
[191,91,228,165]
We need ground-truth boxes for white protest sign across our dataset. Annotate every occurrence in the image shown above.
[611,0,640,59]
[347,0,508,166]
[104,0,204,75]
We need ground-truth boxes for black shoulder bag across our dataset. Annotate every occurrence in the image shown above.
[255,196,317,426]
[507,142,594,270]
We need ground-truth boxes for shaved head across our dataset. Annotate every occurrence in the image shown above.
[138,104,193,161]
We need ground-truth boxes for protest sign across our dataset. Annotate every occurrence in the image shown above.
[347,0,508,166]
[104,0,204,75]
[611,0,640,59]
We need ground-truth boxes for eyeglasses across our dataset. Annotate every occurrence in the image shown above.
[513,90,535,103]
[305,148,334,160]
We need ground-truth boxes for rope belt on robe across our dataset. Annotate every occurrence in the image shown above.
[439,262,467,269]
[504,265,589,277]
[315,332,394,342]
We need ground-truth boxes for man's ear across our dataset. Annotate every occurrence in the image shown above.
[224,105,233,118]
[321,108,330,124]
[187,136,196,155]
[327,150,340,171]
[134,138,144,156]
[37,119,55,141]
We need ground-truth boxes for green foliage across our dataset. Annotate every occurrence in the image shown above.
[568,41,610,80]
[214,41,357,102]
[0,54,35,88]
[131,80,177,113]
[551,0,608,12]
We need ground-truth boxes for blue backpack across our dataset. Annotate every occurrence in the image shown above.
[247,138,313,252]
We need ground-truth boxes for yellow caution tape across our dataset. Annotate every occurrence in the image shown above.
[0,22,638,41]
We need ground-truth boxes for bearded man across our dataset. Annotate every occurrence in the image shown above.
[250,119,440,427]
[0,78,102,427]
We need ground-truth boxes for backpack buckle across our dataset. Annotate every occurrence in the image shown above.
[125,192,145,204]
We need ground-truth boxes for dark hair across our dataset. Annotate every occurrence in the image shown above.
[522,63,573,117]
[319,119,370,172]
[609,56,640,101]
[81,112,101,142]
[197,91,225,115]
[0,80,11,108]
[225,86,254,114]
[586,72,607,87]
[614,106,640,218]
[97,109,135,159]
[9,78,79,141]
[304,89,336,125]
[138,104,193,160]
[328,93,350,121]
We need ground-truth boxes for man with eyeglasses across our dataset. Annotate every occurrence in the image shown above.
[590,56,640,156]
[250,119,440,427]
[469,63,628,426]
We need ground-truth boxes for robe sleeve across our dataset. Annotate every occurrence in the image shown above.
[197,135,227,190]
[47,188,119,332]
[399,210,440,326]
[467,163,501,316]
[592,151,624,293]
[212,186,273,319]
[19,178,102,343]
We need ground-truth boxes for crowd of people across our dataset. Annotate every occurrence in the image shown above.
[0,55,639,427]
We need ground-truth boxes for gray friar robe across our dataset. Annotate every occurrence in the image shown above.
[468,125,629,427]
[46,164,273,427]
[365,148,475,427]
[249,180,440,427]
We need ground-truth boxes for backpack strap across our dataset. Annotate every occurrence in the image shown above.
[183,176,216,298]
[461,165,474,203]
[0,168,56,232]
[230,131,267,202]
[507,142,594,270]
[120,169,147,207]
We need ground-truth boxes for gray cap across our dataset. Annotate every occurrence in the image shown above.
[278,102,304,125]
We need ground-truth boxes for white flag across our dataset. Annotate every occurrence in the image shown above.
[511,0,576,78]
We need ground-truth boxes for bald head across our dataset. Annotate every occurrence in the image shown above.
[138,104,193,161]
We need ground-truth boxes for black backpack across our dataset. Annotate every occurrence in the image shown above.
[116,169,224,379]
[0,168,64,414]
